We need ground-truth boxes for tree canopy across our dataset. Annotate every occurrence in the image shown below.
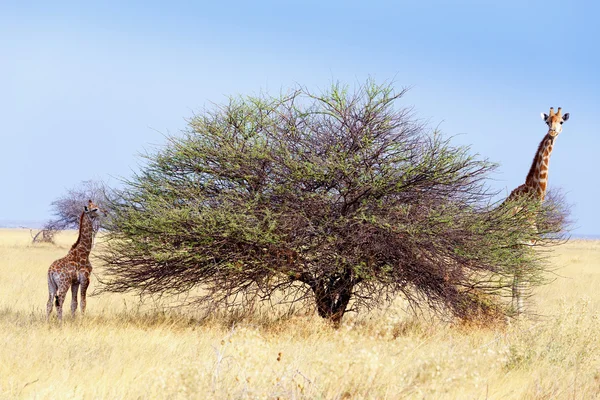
[98,81,568,324]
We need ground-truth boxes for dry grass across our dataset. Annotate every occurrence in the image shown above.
[1,229,600,399]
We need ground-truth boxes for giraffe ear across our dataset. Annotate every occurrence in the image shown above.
[563,113,569,121]
[541,113,548,121]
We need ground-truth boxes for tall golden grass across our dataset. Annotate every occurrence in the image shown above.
[1,228,599,399]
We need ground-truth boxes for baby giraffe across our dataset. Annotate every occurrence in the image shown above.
[46,200,100,321]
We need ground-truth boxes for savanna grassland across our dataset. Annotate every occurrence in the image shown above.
[1,229,599,399]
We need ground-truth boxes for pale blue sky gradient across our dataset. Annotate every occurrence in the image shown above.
[1,1,599,233]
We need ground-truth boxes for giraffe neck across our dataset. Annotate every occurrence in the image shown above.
[524,133,555,200]
[70,212,94,257]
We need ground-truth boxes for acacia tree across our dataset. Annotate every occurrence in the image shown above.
[33,180,109,243]
[99,81,568,324]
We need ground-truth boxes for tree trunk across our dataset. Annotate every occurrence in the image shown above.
[300,268,356,327]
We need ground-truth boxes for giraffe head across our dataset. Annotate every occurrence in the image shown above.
[541,107,569,137]
[83,200,100,220]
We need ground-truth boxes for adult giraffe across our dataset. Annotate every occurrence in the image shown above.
[46,200,101,321]
[506,107,569,314]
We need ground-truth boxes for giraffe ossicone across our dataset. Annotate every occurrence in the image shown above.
[506,107,569,314]
[46,200,100,322]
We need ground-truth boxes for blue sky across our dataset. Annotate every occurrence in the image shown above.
[1,1,598,234]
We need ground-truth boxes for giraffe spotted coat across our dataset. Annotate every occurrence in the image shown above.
[505,107,570,314]
[46,200,100,321]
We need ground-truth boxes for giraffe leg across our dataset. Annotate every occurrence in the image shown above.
[71,282,80,317]
[46,274,58,321]
[512,275,523,315]
[514,236,536,315]
[80,277,90,315]
[56,286,69,322]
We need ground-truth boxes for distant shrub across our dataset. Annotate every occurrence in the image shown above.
[47,180,109,230]
[30,228,56,244]
[37,179,110,240]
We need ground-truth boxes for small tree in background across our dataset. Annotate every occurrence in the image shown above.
[32,180,110,243]
[98,81,569,324]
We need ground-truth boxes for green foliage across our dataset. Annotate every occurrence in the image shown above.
[99,80,569,323]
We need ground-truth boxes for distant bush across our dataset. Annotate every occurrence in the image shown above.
[30,228,57,244]
[33,180,110,243]
[98,80,569,324]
